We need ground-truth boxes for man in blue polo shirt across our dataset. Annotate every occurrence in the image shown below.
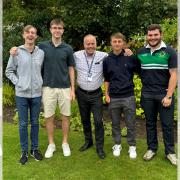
[137,24,177,166]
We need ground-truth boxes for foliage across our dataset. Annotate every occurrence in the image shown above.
[3,0,177,80]
[70,115,83,132]
[127,34,145,53]
[3,82,15,106]
[39,112,46,127]
[3,0,177,52]
[54,106,61,120]
[133,75,145,118]
[121,127,127,137]
[161,17,177,48]
[104,122,127,137]
[70,101,83,132]
[12,110,18,124]
[60,0,177,48]
[104,122,112,136]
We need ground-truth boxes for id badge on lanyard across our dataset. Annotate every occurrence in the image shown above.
[84,52,95,82]
[87,72,92,82]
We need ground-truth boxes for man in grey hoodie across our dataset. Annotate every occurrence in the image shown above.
[6,25,44,165]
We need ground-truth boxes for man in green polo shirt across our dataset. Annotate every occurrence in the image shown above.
[137,24,177,166]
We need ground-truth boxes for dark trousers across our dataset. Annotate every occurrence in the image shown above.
[141,95,175,155]
[76,87,104,150]
[109,96,136,146]
[16,96,41,152]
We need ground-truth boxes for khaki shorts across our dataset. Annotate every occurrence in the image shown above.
[42,87,71,118]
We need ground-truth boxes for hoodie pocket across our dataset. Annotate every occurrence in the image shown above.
[16,77,30,91]
[33,75,43,91]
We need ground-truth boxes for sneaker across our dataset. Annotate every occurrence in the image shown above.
[143,150,156,161]
[112,144,122,157]
[19,151,28,165]
[45,144,56,158]
[166,154,177,166]
[128,146,137,159]
[30,149,43,161]
[62,143,71,156]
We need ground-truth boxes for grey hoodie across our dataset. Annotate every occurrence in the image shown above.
[5,45,44,98]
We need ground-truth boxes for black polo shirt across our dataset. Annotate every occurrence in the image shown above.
[38,41,75,88]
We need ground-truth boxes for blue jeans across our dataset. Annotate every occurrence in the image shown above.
[16,96,41,152]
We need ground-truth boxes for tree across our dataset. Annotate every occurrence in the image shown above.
[60,0,177,48]
[3,0,177,64]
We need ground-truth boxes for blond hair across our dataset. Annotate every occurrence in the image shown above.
[111,32,126,42]
[50,19,64,28]
[23,25,37,33]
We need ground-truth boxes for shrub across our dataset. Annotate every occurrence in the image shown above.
[133,75,145,118]
[161,17,177,48]
[70,100,83,132]
[3,82,15,107]
[12,110,18,124]
[121,127,127,137]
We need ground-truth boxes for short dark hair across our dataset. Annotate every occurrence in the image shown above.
[147,24,162,34]
[50,18,64,28]
[110,32,126,42]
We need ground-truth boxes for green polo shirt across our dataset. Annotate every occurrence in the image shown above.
[137,43,177,95]
[38,41,75,88]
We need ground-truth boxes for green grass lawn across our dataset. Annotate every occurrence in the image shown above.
[3,123,177,180]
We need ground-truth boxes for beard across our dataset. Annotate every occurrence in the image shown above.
[148,39,161,47]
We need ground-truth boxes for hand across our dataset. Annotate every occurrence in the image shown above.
[70,89,76,101]
[105,94,110,104]
[10,47,18,56]
[161,96,172,107]
[124,49,133,56]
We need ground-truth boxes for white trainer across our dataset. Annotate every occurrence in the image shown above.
[62,143,71,156]
[143,150,156,161]
[112,144,122,157]
[166,154,177,166]
[128,146,137,159]
[45,144,56,158]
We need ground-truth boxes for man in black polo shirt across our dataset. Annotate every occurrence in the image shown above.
[137,24,177,165]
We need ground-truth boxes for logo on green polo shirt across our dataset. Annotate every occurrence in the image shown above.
[155,51,169,59]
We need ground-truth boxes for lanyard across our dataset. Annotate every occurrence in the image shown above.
[84,52,96,74]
